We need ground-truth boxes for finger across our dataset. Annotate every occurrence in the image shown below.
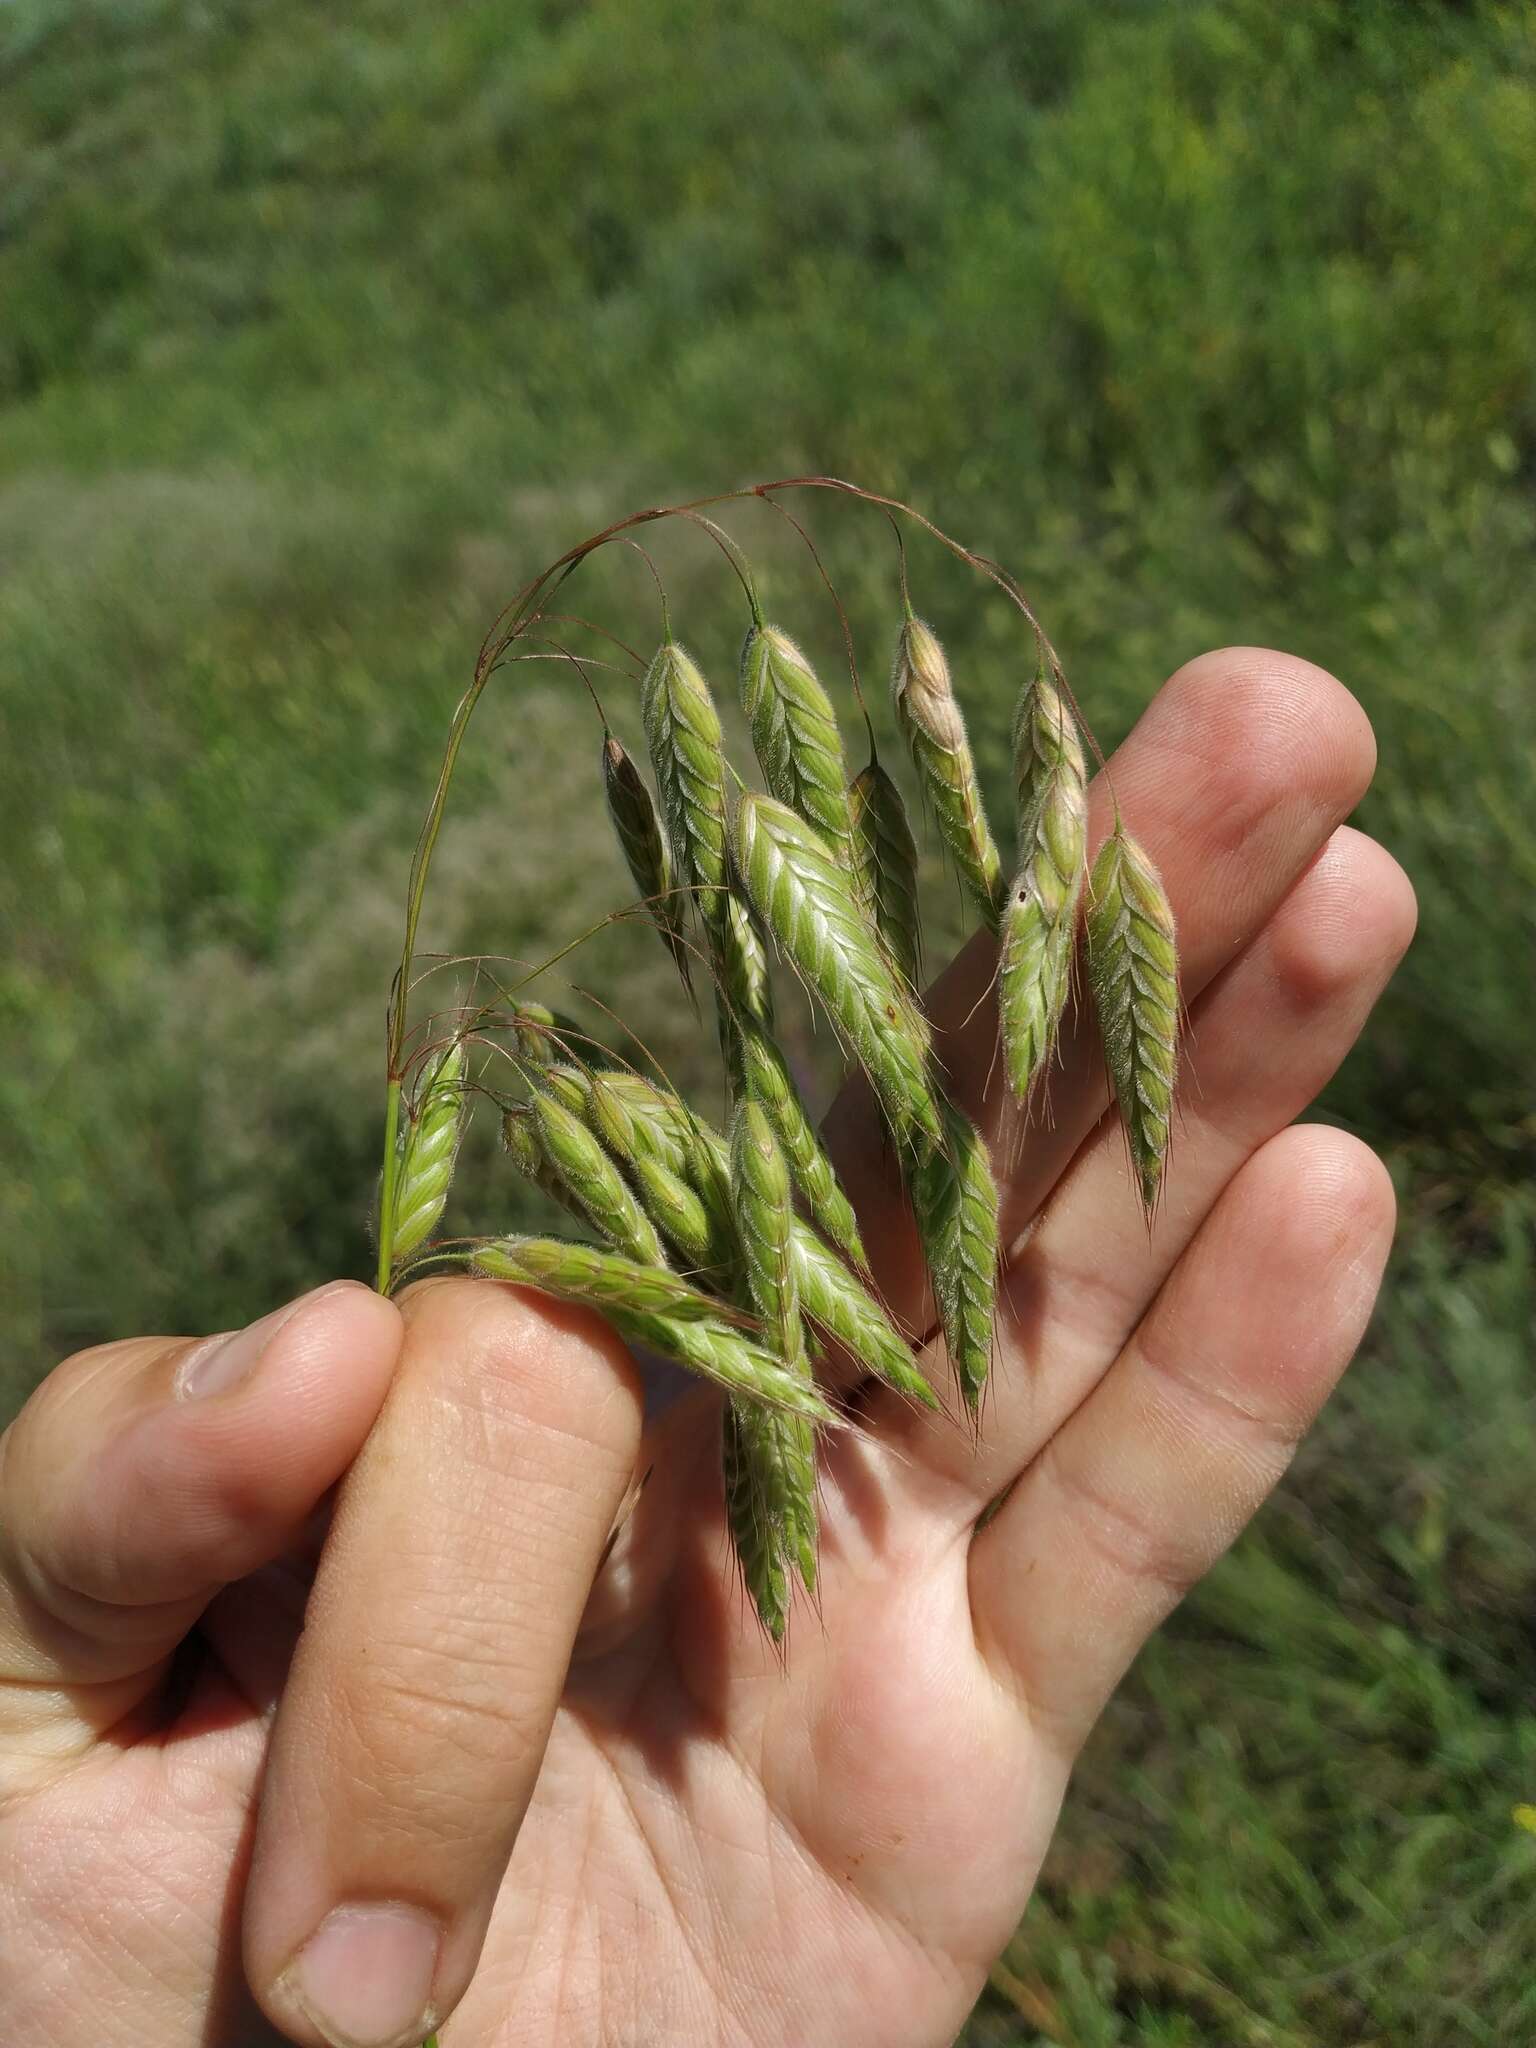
[968,1125,1395,1752]
[867,825,1414,1504]
[245,1276,643,2048]
[825,646,1377,1344]
[0,1282,402,1753]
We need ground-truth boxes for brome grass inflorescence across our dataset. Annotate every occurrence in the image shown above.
[377,477,1183,1644]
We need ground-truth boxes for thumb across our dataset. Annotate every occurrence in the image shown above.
[0,1280,402,1759]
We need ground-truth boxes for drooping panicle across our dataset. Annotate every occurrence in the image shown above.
[892,615,1004,930]
[1085,824,1179,1218]
[602,732,693,992]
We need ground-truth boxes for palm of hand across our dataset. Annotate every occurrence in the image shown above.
[0,652,1413,2048]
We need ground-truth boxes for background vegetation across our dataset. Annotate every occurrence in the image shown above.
[3,0,1533,2039]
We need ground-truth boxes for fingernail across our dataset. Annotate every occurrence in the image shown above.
[283,1902,440,2048]
[175,1282,359,1401]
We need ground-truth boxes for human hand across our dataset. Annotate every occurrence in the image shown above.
[0,648,1414,2047]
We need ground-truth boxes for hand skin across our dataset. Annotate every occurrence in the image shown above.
[0,648,1415,2048]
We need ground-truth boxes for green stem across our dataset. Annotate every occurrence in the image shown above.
[375,1078,402,1294]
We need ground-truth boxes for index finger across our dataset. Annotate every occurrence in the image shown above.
[244,1276,643,2048]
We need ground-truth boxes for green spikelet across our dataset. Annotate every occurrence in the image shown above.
[1086,825,1179,1218]
[999,664,1088,1097]
[629,1149,737,1285]
[666,1105,933,1409]
[739,621,855,858]
[734,792,941,1150]
[716,888,775,1082]
[641,639,729,948]
[586,1071,693,1179]
[510,1003,612,1072]
[531,1085,669,1268]
[722,1403,792,1641]
[536,1061,593,1118]
[472,1238,836,1422]
[790,1224,938,1409]
[501,1105,584,1219]
[910,1101,999,1413]
[727,1102,820,1629]
[738,1022,869,1274]
[893,615,1004,930]
[389,1041,466,1261]
[602,733,693,991]
[847,758,923,990]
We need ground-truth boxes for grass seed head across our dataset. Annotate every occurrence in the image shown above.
[735,791,941,1150]
[586,1070,692,1178]
[999,671,1088,1097]
[738,621,856,859]
[893,616,1004,930]
[473,1237,836,1421]
[531,1082,670,1267]
[390,1040,466,1261]
[602,732,693,991]
[730,1097,804,1367]
[738,1021,869,1273]
[1085,824,1179,1218]
[847,758,924,991]
[910,1100,1000,1413]
[790,1223,938,1409]
[722,1402,794,1641]
[641,638,730,946]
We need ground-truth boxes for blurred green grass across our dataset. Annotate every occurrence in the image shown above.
[2,0,1533,2039]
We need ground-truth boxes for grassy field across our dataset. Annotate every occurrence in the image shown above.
[3,1,1534,2039]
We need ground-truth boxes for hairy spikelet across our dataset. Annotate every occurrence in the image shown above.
[670,1108,923,1401]
[473,1238,836,1420]
[537,1062,594,1119]
[999,669,1088,1097]
[641,639,729,947]
[735,793,941,1149]
[791,1224,937,1409]
[731,1099,804,1366]
[602,733,692,991]
[716,888,775,1080]
[847,759,923,990]
[1085,825,1179,1217]
[587,1071,693,1179]
[390,1041,465,1261]
[501,1105,583,1218]
[510,1002,614,1070]
[722,1403,791,1640]
[738,1022,869,1273]
[727,1102,820,1628]
[531,1085,669,1267]
[629,1149,737,1284]
[739,622,855,858]
[910,1102,999,1412]
[893,616,1004,929]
